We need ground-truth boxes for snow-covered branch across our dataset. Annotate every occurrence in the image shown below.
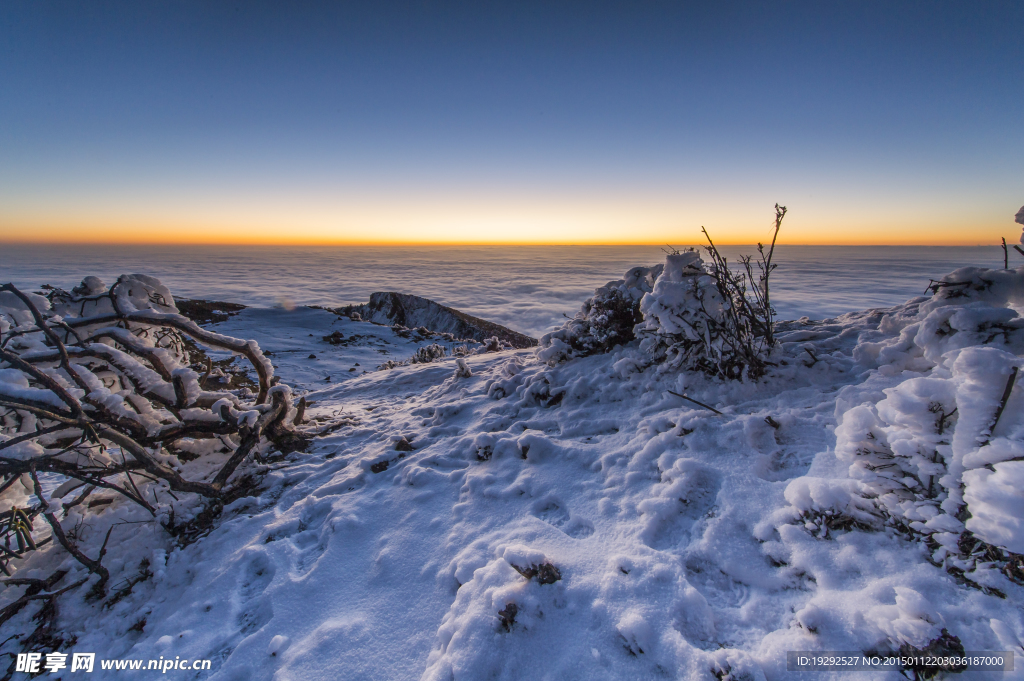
[0,276,306,586]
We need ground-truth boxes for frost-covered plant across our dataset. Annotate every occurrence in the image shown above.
[378,343,450,370]
[485,358,527,399]
[410,343,447,364]
[539,205,786,380]
[636,206,786,380]
[537,265,663,364]
[842,378,958,509]
[477,336,510,353]
[839,355,1023,594]
[453,358,473,378]
[782,266,1024,594]
[635,259,758,380]
[835,381,960,541]
[0,276,308,587]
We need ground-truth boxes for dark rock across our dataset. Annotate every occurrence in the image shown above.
[534,563,562,585]
[510,562,562,585]
[395,437,414,452]
[339,292,537,349]
[370,460,389,474]
[323,330,345,345]
[308,353,317,359]
[497,602,518,631]
[176,298,247,325]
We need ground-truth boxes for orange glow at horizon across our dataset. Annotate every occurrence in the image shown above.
[0,196,1015,247]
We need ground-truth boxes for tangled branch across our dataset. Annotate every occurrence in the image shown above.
[0,275,307,586]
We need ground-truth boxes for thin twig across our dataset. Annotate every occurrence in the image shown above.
[667,390,724,415]
[29,466,110,590]
[981,366,1019,446]
[0,569,72,627]
[0,425,68,453]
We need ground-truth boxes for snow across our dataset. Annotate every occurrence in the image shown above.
[2,261,1024,680]
[964,462,1024,553]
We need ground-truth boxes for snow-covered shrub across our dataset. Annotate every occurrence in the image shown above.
[782,265,1024,593]
[0,276,308,586]
[537,264,663,364]
[634,251,771,379]
[537,251,773,378]
[476,336,511,353]
[485,357,527,399]
[635,205,785,379]
[539,205,786,379]
[410,343,447,364]
[377,342,457,370]
[839,377,957,517]
[453,358,473,378]
[834,382,961,544]
[925,266,1024,308]
[781,477,884,539]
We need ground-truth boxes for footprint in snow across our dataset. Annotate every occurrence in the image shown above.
[238,553,274,602]
[236,553,275,634]
[265,499,334,576]
[531,496,595,539]
[639,466,721,550]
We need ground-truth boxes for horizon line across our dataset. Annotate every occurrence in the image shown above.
[0,238,1004,248]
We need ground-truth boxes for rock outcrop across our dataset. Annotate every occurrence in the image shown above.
[340,292,537,349]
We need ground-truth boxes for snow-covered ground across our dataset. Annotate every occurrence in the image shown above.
[2,260,1023,681]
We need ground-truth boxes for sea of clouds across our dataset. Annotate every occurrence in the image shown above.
[0,244,1001,338]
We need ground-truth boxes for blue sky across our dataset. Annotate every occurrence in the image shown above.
[1,1,1022,244]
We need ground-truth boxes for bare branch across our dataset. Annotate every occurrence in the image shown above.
[0,346,83,417]
[29,466,110,590]
[0,425,68,452]
[64,311,273,403]
[0,284,92,396]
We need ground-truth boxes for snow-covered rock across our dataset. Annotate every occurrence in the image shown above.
[341,292,537,349]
